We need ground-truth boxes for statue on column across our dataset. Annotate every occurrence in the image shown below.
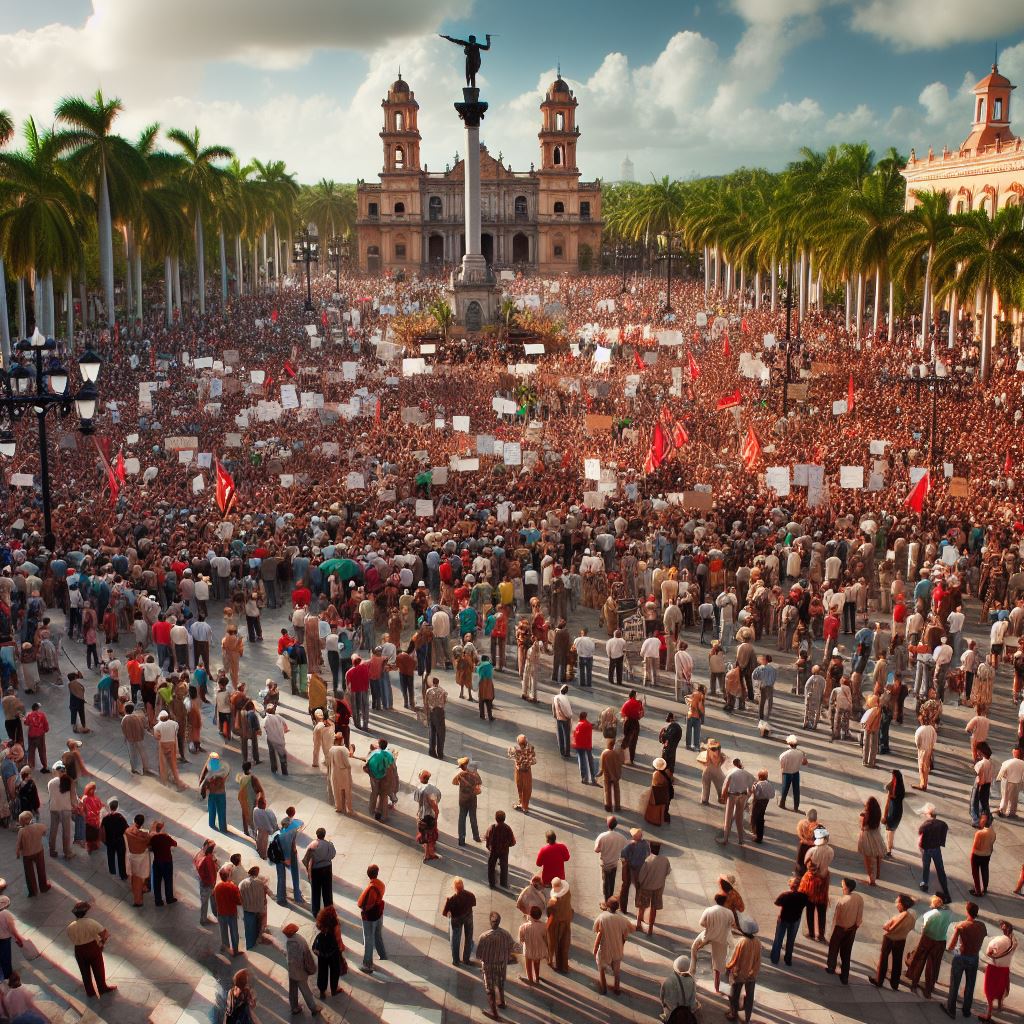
[439,33,491,88]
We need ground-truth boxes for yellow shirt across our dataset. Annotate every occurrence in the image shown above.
[66,918,104,946]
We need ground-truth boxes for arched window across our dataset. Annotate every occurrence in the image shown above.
[995,98,1003,121]
[394,146,405,169]
[553,201,565,215]
[394,201,405,215]
[429,196,443,221]
[556,111,565,131]
[514,195,528,219]
[553,146,563,166]
[976,97,986,122]
[395,111,404,131]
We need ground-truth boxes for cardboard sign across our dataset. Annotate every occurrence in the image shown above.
[197,452,213,469]
[584,414,615,434]
[192,474,205,493]
[949,476,970,498]
[456,458,479,472]
[491,396,517,416]
[346,472,365,490]
[766,466,791,496]
[164,435,199,451]
[250,370,265,385]
[280,385,299,410]
[415,499,434,518]
[124,458,140,476]
[9,473,34,487]
[585,458,601,481]
[840,465,864,489]
[224,433,242,447]
[178,449,194,465]
[503,443,522,467]
[431,467,449,485]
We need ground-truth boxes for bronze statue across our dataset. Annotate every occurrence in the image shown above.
[440,32,491,89]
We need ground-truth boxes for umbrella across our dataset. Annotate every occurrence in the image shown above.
[319,558,362,581]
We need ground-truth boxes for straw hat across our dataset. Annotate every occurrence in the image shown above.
[786,734,799,746]
[550,878,570,898]
[653,757,667,771]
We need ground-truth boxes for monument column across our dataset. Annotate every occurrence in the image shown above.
[455,87,488,282]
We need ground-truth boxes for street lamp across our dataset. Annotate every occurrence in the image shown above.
[292,222,320,312]
[655,231,683,313]
[327,236,351,292]
[615,243,637,294]
[0,329,102,548]
[898,361,955,470]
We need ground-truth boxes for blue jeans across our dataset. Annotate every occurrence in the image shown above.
[556,720,570,757]
[449,914,474,963]
[578,656,593,687]
[352,690,369,730]
[156,643,172,671]
[218,913,239,952]
[458,804,480,844]
[243,910,262,949]
[276,859,302,903]
[970,781,990,826]
[380,671,394,709]
[361,917,386,967]
[207,792,227,832]
[685,717,701,750]
[771,917,800,964]
[947,953,979,1016]
[921,847,950,896]
[0,936,11,980]
[780,772,800,808]
[576,747,596,783]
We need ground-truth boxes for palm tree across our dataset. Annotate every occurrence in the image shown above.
[0,111,13,147]
[299,178,356,242]
[53,89,147,326]
[934,205,1024,381]
[166,127,233,316]
[253,159,299,290]
[428,298,454,341]
[892,189,953,353]
[0,109,14,357]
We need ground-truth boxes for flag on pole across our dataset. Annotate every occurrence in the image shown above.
[270,309,279,323]
[643,448,658,475]
[633,349,646,372]
[723,333,731,358]
[115,450,126,486]
[740,425,762,470]
[93,437,119,506]
[644,422,667,473]
[847,373,855,414]
[716,389,742,410]
[687,350,701,380]
[672,421,689,447]
[904,470,930,513]
[214,457,237,517]
[282,359,296,378]
[321,310,329,329]
[1004,450,1013,476]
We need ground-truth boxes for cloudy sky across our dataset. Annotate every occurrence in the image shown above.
[2,0,1023,184]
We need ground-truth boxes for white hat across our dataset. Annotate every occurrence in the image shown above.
[786,735,798,746]
[159,710,170,719]
[672,955,691,974]
[653,757,667,771]
[550,878,570,898]
[812,827,830,846]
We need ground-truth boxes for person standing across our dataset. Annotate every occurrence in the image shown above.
[574,628,595,688]
[239,865,270,950]
[120,703,150,776]
[149,821,177,906]
[551,685,572,758]
[507,734,536,813]
[263,705,290,776]
[66,901,116,998]
[970,813,996,897]
[452,757,482,845]
[124,814,151,907]
[619,690,645,766]
[918,803,952,902]
[869,893,915,990]
[357,864,387,974]
[748,770,775,844]
[572,711,597,785]
[273,810,304,907]
[536,830,571,888]
[545,878,573,974]
[913,715,937,791]
[593,896,634,995]
[883,769,905,857]
[46,765,74,860]
[770,876,807,966]
[971,743,996,827]
[978,920,1016,1021]
[996,746,1024,817]
[618,827,649,915]
[716,758,754,848]
[689,894,733,992]
[302,827,336,916]
[326,736,355,816]
[778,736,807,811]
[942,901,987,1019]
[193,838,219,925]
[198,752,229,832]
[213,865,242,956]
[599,736,624,813]
[442,877,477,966]
[799,827,834,941]
[660,956,699,1022]
[14,810,49,896]
[606,629,626,686]
[635,841,672,936]
[725,916,761,1023]
[23,703,49,773]
[424,676,448,760]
[905,894,952,998]
[825,878,863,984]
[594,816,628,906]
[484,810,516,890]
[282,922,321,1016]
[476,911,520,1021]
[312,905,345,999]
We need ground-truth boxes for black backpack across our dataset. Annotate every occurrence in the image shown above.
[267,832,284,864]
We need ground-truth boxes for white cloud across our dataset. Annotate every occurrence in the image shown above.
[774,98,825,123]
[850,0,1024,50]
[826,103,874,135]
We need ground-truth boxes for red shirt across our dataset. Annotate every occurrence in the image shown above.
[893,602,907,624]
[152,621,172,645]
[171,560,188,577]
[346,662,370,693]
[213,880,241,916]
[823,615,840,640]
[25,710,48,738]
[621,698,644,721]
[571,719,592,750]
[292,586,311,608]
[535,842,571,885]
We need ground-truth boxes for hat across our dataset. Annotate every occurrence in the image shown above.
[786,734,798,746]
[158,710,169,720]
[73,900,91,916]
[550,878,570,898]
[53,761,66,771]
[673,955,692,975]
[282,923,300,936]
[457,756,470,768]
[653,757,667,771]
[629,827,643,839]
[736,913,759,936]
[718,873,737,887]
[812,827,830,846]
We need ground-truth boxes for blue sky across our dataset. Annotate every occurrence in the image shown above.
[1,0,1023,183]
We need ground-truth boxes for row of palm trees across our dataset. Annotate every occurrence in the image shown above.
[604,142,1024,380]
[0,91,359,359]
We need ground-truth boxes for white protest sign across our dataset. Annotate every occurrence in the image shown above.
[124,458,140,476]
[193,356,213,370]
[766,466,791,495]
[415,499,434,518]
[346,472,365,490]
[420,343,437,355]
[431,467,449,485]
[503,443,522,466]
[585,458,601,481]
[9,473,33,487]
[192,475,205,493]
[250,370,265,385]
[142,466,158,483]
[832,399,848,416]
[524,343,545,356]
[178,449,194,465]
[840,465,864,489]
[279,474,294,488]
[452,415,470,433]
[909,467,928,485]
[197,452,213,469]
[869,439,888,456]
[280,385,299,409]
[476,435,493,456]
[402,357,428,376]
[457,458,479,472]
[593,347,611,364]
[224,433,242,447]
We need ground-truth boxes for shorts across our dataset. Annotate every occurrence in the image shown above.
[636,888,663,911]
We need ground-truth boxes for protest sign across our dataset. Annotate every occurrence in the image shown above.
[431,467,449,485]
[949,476,970,498]
[452,415,470,433]
[503,443,522,466]
[415,499,434,518]
[839,465,864,489]
[766,466,790,496]
[585,458,601,481]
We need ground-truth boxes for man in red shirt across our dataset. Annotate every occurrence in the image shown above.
[535,830,571,886]
[291,583,312,609]
[152,615,173,672]
[571,711,596,784]
[212,865,242,954]
[126,656,143,703]
[620,690,645,766]
[823,610,840,664]
[490,608,508,671]
[24,702,50,772]
[346,656,371,731]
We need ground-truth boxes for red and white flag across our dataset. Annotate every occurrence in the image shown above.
[740,425,761,471]
[904,471,930,514]
[687,350,701,380]
[716,390,742,410]
[214,457,237,517]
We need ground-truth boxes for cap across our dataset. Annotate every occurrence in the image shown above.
[629,827,643,839]
[282,923,300,936]
[159,710,170,719]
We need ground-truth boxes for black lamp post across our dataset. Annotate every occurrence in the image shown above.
[0,329,101,549]
[900,361,954,469]
[656,232,682,313]
[292,224,320,312]
[615,243,637,294]
[327,237,344,291]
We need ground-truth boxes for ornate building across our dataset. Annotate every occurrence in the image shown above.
[356,76,602,275]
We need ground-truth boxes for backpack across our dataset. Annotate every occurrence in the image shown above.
[267,831,284,864]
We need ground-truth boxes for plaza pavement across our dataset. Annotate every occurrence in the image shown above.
[4,591,1022,1024]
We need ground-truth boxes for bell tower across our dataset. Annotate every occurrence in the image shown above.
[381,75,421,172]
[538,74,579,172]
[961,63,1016,154]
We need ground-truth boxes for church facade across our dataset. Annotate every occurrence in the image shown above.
[355,76,602,275]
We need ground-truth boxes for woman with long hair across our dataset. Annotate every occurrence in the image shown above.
[312,904,346,998]
[857,796,886,885]
[882,769,905,857]
[224,968,258,1024]
[978,920,1016,1021]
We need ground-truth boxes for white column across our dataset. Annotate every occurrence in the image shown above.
[464,123,482,259]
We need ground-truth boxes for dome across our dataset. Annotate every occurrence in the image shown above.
[548,77,570,96]
[391,77,410,95]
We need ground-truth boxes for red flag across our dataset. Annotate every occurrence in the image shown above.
[716,390,742,410]
[93,437,119,506]
[283,359,296,378]
[904,471,931,513]
[847,373,855,414]
[672,421,689,447]
[741,425,762,471]
[643,448,658,475]
[651,422,667,466]
[633,350,646,372]
[692,331,699,343]
[659,405,673,426]
[270,309,279,323]
[741,317,749,333]
[214,457,237,517]
[687,350,701,380]
[1004,451,1013,476]
[375,397,382,423]
[723,333,731,358]
[321,311,329,328]
[115,450,126,486]
[104,464,120,506]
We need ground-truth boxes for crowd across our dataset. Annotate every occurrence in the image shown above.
[0,266,1021,1023]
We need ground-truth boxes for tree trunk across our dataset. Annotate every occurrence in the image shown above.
[78,275,88,330]
[98,163,116,325]
[195,212,206,316]
[274,223,281,287]
[16,276,27,339]
[844,279,851,332]
[123,225,134,319]
[45,272,55,338]
[65,273,74,351]
[0,259,10,366]
[219,230,228,309]
[770,264,778,311]
[855,273,865,344]
[261,232,268,286]
[235,236,244,296]
[164,256,173,327]
[948,292,957,350]
[887,280,894,340]
[703,246,709,297]
[251,240,258,296]
[172,254,182,315]
[980,283,993,382]
[754,269,761,310]
[872,268,881,337]
[921,244,933,355]
[798,250,807,322]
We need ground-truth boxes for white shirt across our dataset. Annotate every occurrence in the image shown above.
[779,747,805,773]
[991,620,1009,644]
[946,610,965,634]
[674,649,693,681]
[606,637,626,659]
[552,693,573,722]
[263,712,287,744]
[594,828,629,869]
[639,636,661,660]
[824,555,841,580]
[932,643,953,668]
[997,757,1024,785]
[153,719,179,744]
[573,636,596,658]
[697,904,734,942]
[915,723,937,751]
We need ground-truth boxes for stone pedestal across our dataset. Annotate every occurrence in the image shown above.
[449,87,501,330]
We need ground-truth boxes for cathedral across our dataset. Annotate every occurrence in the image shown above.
[355,75,603,275]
